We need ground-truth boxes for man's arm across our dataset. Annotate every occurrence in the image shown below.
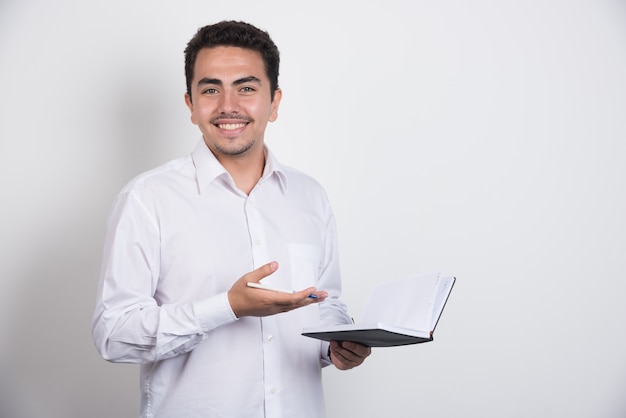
[91,191,326,364]
[91,190,233,363]
[92,259,326,364]
[313,199,372,369]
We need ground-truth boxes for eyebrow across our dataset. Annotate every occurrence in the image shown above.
[196,76,262,89]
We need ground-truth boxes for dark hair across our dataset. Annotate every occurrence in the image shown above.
[184,21,280,101]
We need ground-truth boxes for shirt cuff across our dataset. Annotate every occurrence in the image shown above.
[320,340,332,366]
[193,292,238,333]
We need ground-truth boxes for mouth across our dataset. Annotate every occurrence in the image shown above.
[216,122,248,131]
[211,115,251,133]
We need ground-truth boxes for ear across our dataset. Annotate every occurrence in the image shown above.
[269,88,282,122]
[184,93,197,125]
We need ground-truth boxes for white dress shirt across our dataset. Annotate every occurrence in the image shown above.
[91,140,352,418]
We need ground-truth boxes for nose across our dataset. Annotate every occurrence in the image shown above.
[218,89,239,114]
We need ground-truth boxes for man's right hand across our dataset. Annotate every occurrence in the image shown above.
[227,261,328,318]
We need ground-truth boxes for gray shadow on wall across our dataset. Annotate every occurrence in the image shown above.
[3,67,177,418]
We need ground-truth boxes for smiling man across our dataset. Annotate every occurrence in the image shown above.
[184,45,281,195]
[91,21,370,418]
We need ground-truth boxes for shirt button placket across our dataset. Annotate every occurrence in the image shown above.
[262,319,282,415]
[246,194,282,415]
[245,196,269,267]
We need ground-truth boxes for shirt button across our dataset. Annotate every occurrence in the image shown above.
[254,239,262,246]
[267,335,274,342]
[270,387,278,394]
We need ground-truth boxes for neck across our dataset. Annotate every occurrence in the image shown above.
[216,148,265,195]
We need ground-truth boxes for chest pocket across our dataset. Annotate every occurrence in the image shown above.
[287,243,322,290]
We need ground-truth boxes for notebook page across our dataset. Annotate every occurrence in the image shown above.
[359,272,441,332]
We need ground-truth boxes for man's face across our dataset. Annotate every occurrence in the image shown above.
[185,46,281,160]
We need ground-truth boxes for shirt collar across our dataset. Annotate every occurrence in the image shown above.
[191,139,288,195]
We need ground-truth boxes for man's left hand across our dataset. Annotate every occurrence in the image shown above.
[329,340,371,370]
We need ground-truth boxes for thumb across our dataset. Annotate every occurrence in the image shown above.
[249,261,279,283]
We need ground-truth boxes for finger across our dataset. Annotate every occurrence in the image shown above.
[339,341,371,357]
[335,345,360,363]
[331,341,370,366]
[329,344,359,370]
[247,261,279,283]
[293,287,327,301]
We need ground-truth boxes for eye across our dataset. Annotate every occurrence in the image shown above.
[240,86,256,93]
[202,88,218,95]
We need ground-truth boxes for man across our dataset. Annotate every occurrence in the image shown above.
[92,20,370,418]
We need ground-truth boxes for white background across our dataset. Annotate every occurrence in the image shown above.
[1,1,625,417]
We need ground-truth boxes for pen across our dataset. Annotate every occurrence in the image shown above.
[246,282,318,299]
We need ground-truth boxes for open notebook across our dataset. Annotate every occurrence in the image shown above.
[302,272,455,347]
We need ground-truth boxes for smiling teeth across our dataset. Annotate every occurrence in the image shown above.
[218,123,246,130]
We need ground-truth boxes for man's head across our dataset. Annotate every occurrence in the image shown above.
[184,21,280,102]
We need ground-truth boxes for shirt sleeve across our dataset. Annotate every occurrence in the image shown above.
[91,189,237,364]
[316,200,353,366]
